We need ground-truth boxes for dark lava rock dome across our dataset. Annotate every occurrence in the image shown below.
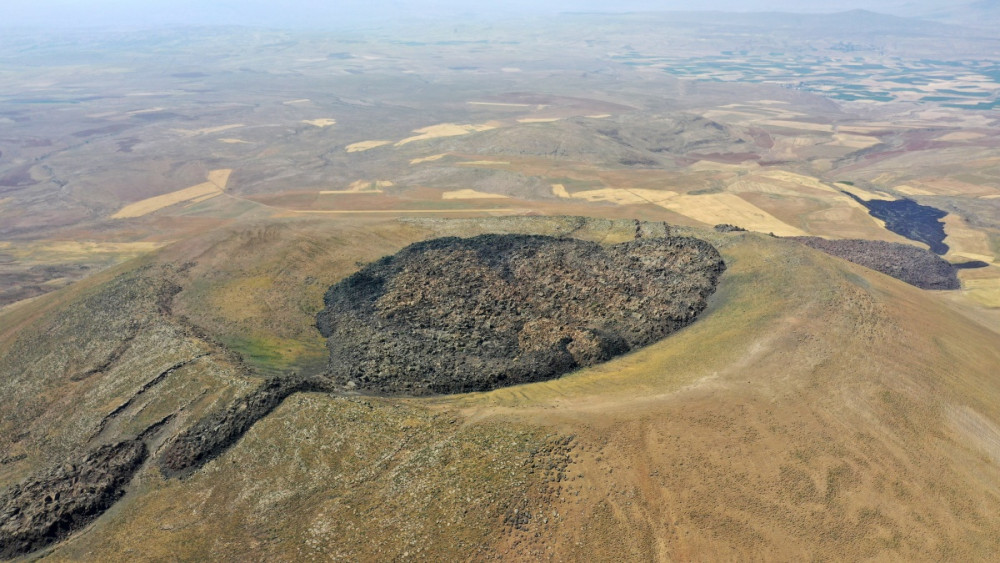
[316,234,726,396]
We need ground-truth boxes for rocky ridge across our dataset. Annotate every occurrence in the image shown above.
[0,441,146,559]
[791,237,960,290]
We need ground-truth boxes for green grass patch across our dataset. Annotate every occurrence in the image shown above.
[223,333,328,376]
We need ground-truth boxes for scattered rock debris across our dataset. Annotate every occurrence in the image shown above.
[317,233,725,395]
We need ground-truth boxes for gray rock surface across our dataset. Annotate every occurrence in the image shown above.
[317,234,725,396]
[0,441,146,559]
[791,237,960,290]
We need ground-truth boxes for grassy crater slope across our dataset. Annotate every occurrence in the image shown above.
[1,216,999,560]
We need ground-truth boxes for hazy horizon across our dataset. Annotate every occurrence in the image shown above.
[2,0,970,30]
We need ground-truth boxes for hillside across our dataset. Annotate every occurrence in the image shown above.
[0,216,998,560]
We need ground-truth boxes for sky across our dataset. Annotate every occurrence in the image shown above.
[2,0,958,29]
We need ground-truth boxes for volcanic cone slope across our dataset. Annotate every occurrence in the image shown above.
[316,234,725,395]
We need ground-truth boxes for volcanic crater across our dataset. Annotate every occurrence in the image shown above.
[316,233,726,395]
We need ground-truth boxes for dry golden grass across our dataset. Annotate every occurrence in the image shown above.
[218,138,252,144]
[171,124,244,136]
[894,184,937,196]
[551,183,571,198]
[301,118,337,127]
[0,241,164,262]
[838,183,897,201]
[396,122,498,146]
[185,193,220,206]
[755,171,841,194]
[112,183,220,219]
[662,193,807,235]
[828,133,881,149]
[40,219,1000,561]
[207,169,232,190]
[688,160,758,173]
[320,180,393,195]
[288,208,522,215]
[938,132,986,142]
[410,153,448,165]
[112,170,232,218]
[344,140,392,152]
[565,187,806,235]
[441,189,511,200]
[943,214,995,262]
[906,178,999,197]
[955,265,1000,307]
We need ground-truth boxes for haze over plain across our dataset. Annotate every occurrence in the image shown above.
[1,0,988,28]
[1,0,1000,559]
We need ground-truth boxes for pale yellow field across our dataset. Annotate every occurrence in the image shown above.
[586,114,611,119]
[283,99,311,105]
[687,160,758,173]
[756,171,841,194]
[838,183,897,201]
[301,118,336,128]
[410,153,448,165]
[659,192,808,236]
[767,136,821,159]
[570,187,679,206]
[906,178,999,197]
[456,160,510,166]
[345,140,392,152]
[551,184,571,198]
[218,138,252,144]
[320,180,393,194]
[517,118,561,123]
[701,109,767,123]
[827,133,881,149]
[943,214,996,263]
[0,240,165,261]
[894,184,936,196]
[113,183,221,218]
[171,124,244,136]
[938,131,986,142]
[961,276,1000,308]
[728,178,815,198]
[113,170,231,219]
[396,123,498,146]
[186,193,221,205]
[288,208,520,215]
[441,189,511,200]
[208,169,232,189]
[565,186,807,235]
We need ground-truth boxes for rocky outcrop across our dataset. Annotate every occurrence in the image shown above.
[714,224,747,233]
[791,237,960,290]
[158,376,327,478]
[842,193,949,255]
[0,441,146,559]
[316,234,726,396]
